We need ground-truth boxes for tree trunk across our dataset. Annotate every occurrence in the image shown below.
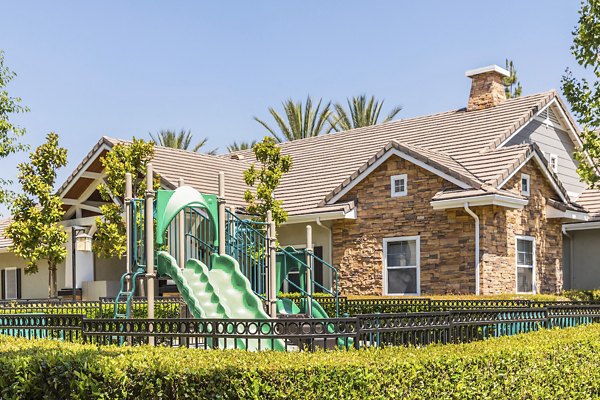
[48,261,58,299]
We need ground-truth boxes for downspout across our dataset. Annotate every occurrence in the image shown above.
[316,217,333,291]
[464,203,480,295]
[562,226,574,290]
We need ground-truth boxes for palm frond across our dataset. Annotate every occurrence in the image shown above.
[330,95,402,131]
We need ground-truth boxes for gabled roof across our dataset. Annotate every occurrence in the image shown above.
[57,90,581,220]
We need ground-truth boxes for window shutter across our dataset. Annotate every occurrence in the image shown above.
[16,269,21,299]
[1,269,5,300]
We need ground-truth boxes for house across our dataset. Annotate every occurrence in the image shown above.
[0,64,598,299]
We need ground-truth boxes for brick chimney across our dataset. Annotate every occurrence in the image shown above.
[465,65,510,111]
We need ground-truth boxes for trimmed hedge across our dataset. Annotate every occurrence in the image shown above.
[0,325,600,399]
[0,302,183,319]
[562,289,600,302]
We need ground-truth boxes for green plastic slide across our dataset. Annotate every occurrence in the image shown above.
[157,251,284,351]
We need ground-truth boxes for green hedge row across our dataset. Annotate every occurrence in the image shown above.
[0,302,183,319]
[562,289,600,301]
[1,324,600,399]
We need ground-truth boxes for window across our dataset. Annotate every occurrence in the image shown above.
[383,236,420,295]
[516,236,535,293]
[520,174,530,196]
[549,154,558,173]
[3,268,19,300]
[391,174,407,197]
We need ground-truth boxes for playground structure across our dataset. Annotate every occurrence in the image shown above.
[114,164,340,350]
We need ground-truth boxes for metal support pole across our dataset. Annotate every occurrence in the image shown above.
[218,172,226,255]
[145,164,155,326]
[125,173,132,290]
[267,211,277,318]
[71,226,77,301]
[178,178,185,268]
[305,225,313,317]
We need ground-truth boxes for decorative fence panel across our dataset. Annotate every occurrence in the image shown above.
[1,304,599,352]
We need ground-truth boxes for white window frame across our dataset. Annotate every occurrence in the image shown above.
[4,267,17,300]
[383,236,420,295]
[390,174,408,197]
[515,235,536,294]
[549,154,558,173]
[520,174,530,197]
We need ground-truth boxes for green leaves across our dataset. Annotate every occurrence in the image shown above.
[243,137,292,225]
[94,139,158,258]
[0,50,29,205]
[503,59,522,99]
[254,96,334,142]
[149,129,217,154]
[330,95,402,132]
[1,324,600,399]
[5,133,68,289]
[562,1,600,189]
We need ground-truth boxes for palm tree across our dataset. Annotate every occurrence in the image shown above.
[330,95,402,132]
[149,129,217,155]
[227,140,257,152]
[254,96,334,142]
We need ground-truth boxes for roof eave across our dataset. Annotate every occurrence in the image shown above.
[430,193,528,210]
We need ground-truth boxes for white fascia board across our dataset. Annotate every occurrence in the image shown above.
[430,194,528,210]
[283,209,356,225]
[327,148,472,205]
[563,221,600,231]
[546,205,589,221]
[497,152,569,204]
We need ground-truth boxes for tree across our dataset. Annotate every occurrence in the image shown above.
[243,137,292,225]
[5,133,67,298]
[0,50,28,204]
[254,96,334,142]
[330,95,402,132]
[227,140,257,152]
[562,0,600,188]
[93,138,159,258]
[503,59,523,99]
[150,129,217,155]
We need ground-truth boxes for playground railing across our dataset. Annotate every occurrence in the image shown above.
[2,304,600,351]
[224,210,269,300]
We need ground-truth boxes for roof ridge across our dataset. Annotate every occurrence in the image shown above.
[479,90,556,154]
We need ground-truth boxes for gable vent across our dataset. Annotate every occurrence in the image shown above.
[536,108,563,129]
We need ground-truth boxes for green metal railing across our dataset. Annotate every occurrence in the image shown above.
[224,210,269,300]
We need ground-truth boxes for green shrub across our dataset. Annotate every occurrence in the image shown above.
[0,324,599,399]
[561,289,600,302]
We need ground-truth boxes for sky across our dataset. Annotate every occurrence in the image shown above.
[0,0,589,201]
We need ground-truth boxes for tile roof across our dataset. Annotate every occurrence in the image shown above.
[0,218,11,250]
[576,189,600,221]
[61,90,574,217]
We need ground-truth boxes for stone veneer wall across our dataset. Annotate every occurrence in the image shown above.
[467,71,506,111]
[479,159,563,294]
[332,155,563,296]
[332,156,476,295]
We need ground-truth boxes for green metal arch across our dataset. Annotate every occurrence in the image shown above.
[155,186,219,247]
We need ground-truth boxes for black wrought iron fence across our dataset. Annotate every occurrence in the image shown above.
[0,304,598,351]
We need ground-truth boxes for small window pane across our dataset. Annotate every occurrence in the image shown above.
[517,267,533,293]
[521,178,528,192]
[388,268,417,294]
[387,240,416,266]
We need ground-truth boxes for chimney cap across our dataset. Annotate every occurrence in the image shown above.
[465,65,510,78]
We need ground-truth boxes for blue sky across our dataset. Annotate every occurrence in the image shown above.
[0,0,586,196]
